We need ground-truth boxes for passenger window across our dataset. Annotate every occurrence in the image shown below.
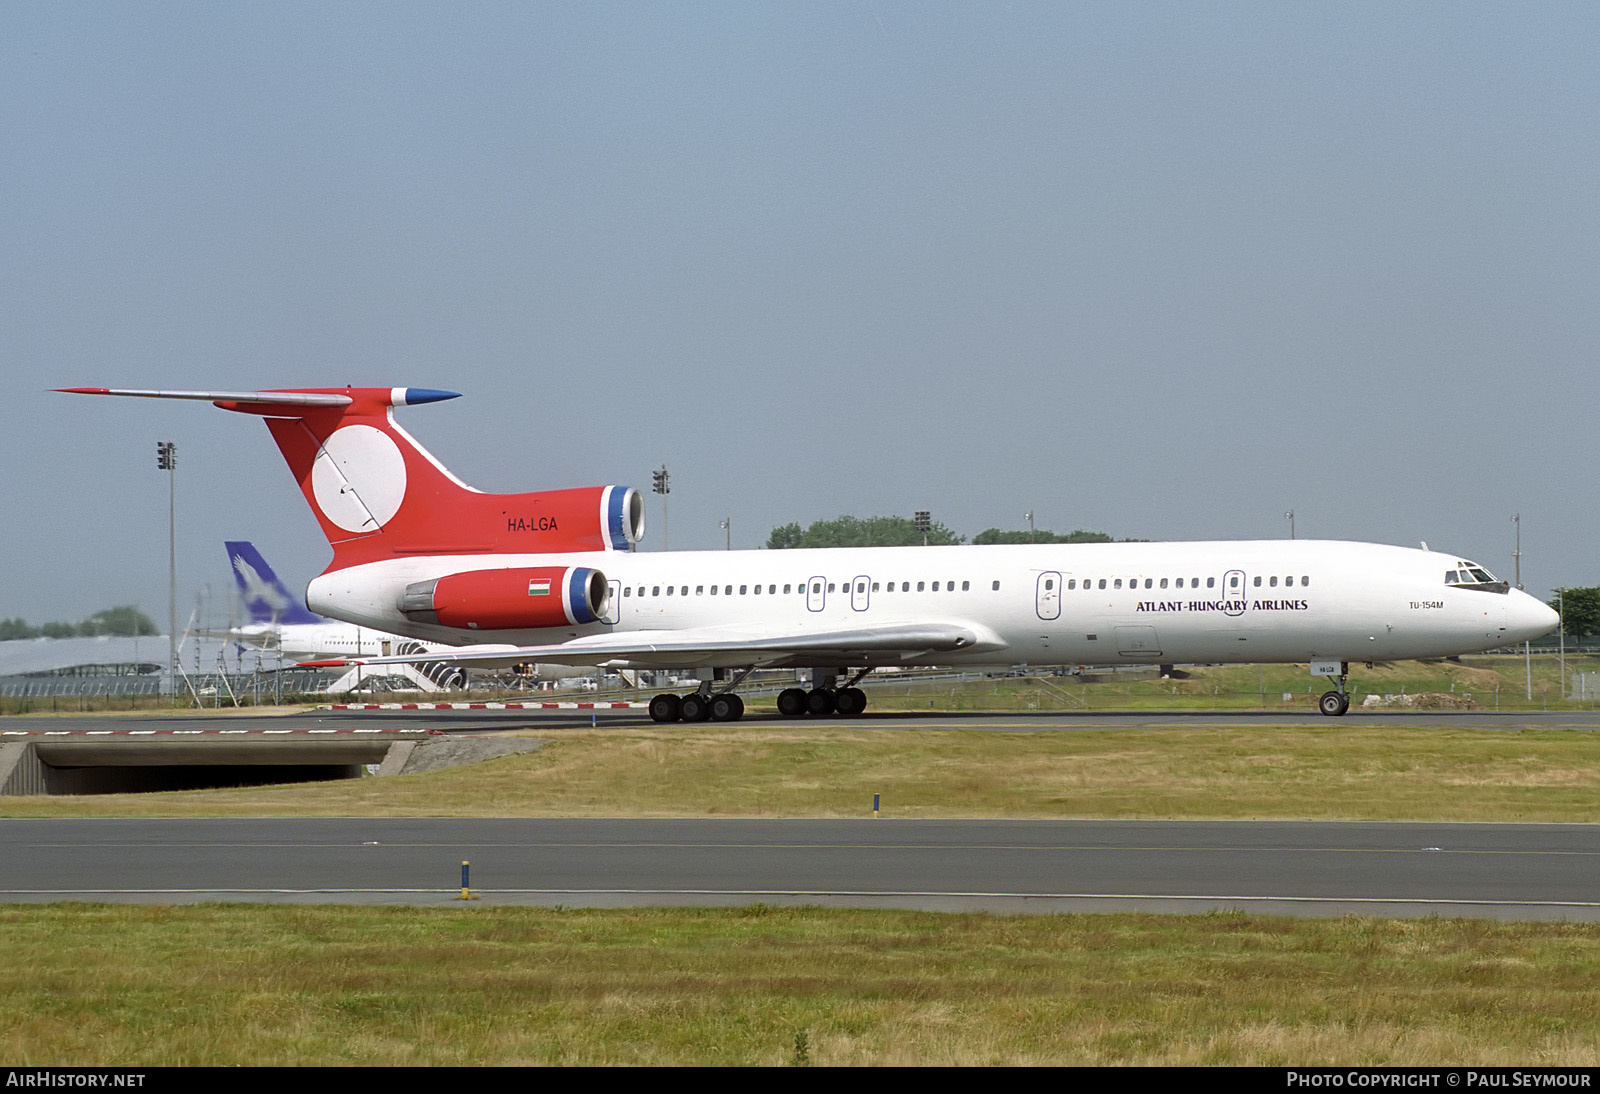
[1144,579,1152,589]
[991,580,1000,591]
[1114,579,1122,589]
[1302,576,1309,586]
[1253,576,1262,587]
[1160,578,1168,589]
[652,586,660,596]
[1270,576,1278,587]
[917,581,925,592]
[667,586,674,596]
[962,580,969,591]
[1098,579,1106,590]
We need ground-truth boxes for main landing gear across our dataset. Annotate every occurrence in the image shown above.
[775,685,867,718]
[1313,660,1351,717]
[776,668,874,718]
[648,668,753,723]
[647,668,875,722]
[648,690,745,723]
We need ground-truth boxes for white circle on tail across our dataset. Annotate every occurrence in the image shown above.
[311,424,407,533]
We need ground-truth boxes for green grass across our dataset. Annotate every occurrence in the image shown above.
[7,655,1599,1065]
[5,904,1599,1066]
[6,723,1599,822]
[864,655,1600,713]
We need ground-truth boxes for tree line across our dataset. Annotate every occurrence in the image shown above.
[765,515,1133,550]
[0,606,160,641]
[1551,588,1600,640]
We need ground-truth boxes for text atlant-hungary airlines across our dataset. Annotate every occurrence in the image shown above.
[60,386,1558,719]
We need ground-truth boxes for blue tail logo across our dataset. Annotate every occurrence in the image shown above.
[226,541,324,626]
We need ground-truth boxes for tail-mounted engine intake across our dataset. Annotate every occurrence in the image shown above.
[400,566,608,631]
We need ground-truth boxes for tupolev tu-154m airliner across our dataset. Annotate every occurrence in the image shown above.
[59,386,1559,720]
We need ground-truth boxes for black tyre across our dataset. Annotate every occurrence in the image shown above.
[1318,690,1349,717]
[680,693,712,722]
[834,687,867,716]
[710,694,745,722]
[805,688,837,716]
[776,688,808,717]
[648,693,681,723]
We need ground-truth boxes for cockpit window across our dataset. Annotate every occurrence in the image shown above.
[1445,561,1509,594]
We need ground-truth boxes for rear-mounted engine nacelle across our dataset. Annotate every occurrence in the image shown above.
[399,566,608,630]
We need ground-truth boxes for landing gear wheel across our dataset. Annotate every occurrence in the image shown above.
[648,693,681,723]
[709,693,745,722]
[1318,690,1350,717]
[679,693,712,722]
[776,688,808,717]
[805,688,837,716]
[834,687,867,717]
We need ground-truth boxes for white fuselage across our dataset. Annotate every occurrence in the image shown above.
[230,620,412,663]
[307,539,1558,670]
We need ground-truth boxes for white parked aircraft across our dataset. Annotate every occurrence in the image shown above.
[225,539,404,662]
[61,386,1559,720]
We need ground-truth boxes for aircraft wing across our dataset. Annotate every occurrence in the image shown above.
[300,622,1005,671]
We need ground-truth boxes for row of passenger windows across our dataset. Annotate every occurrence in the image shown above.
[622,579,989,598]
[621,573,1313,599]
[1047,575,1312,591]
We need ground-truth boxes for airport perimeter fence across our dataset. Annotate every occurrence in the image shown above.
[0,669,339,704]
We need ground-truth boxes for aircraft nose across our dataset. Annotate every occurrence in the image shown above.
[1506,590,1560,643]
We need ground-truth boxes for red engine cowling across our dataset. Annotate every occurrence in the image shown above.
[399,566,608,631]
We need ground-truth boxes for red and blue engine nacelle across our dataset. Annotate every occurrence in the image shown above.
[399,566,608,631]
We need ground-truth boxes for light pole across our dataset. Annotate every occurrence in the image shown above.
[914,510,931,547]
[720,518,731,550]
[157,440,176,698]
[1025,510,1035,542]
[1285,510,1295,539]
[1558,587,1566,701]
[1513,514,1529,700]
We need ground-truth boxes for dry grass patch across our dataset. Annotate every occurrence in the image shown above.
[5,724,1600,821]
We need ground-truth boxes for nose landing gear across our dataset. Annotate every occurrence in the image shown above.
[1312,660,1351,716]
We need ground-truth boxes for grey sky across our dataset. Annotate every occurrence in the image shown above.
[4,1,1595,625]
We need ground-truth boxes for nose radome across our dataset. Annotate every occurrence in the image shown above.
[1508,591,1560,642]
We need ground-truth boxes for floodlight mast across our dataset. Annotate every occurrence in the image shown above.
[652,465,669,550]
[157,440,176,697]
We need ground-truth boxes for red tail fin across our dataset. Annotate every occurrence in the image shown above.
[58,386,643,569]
